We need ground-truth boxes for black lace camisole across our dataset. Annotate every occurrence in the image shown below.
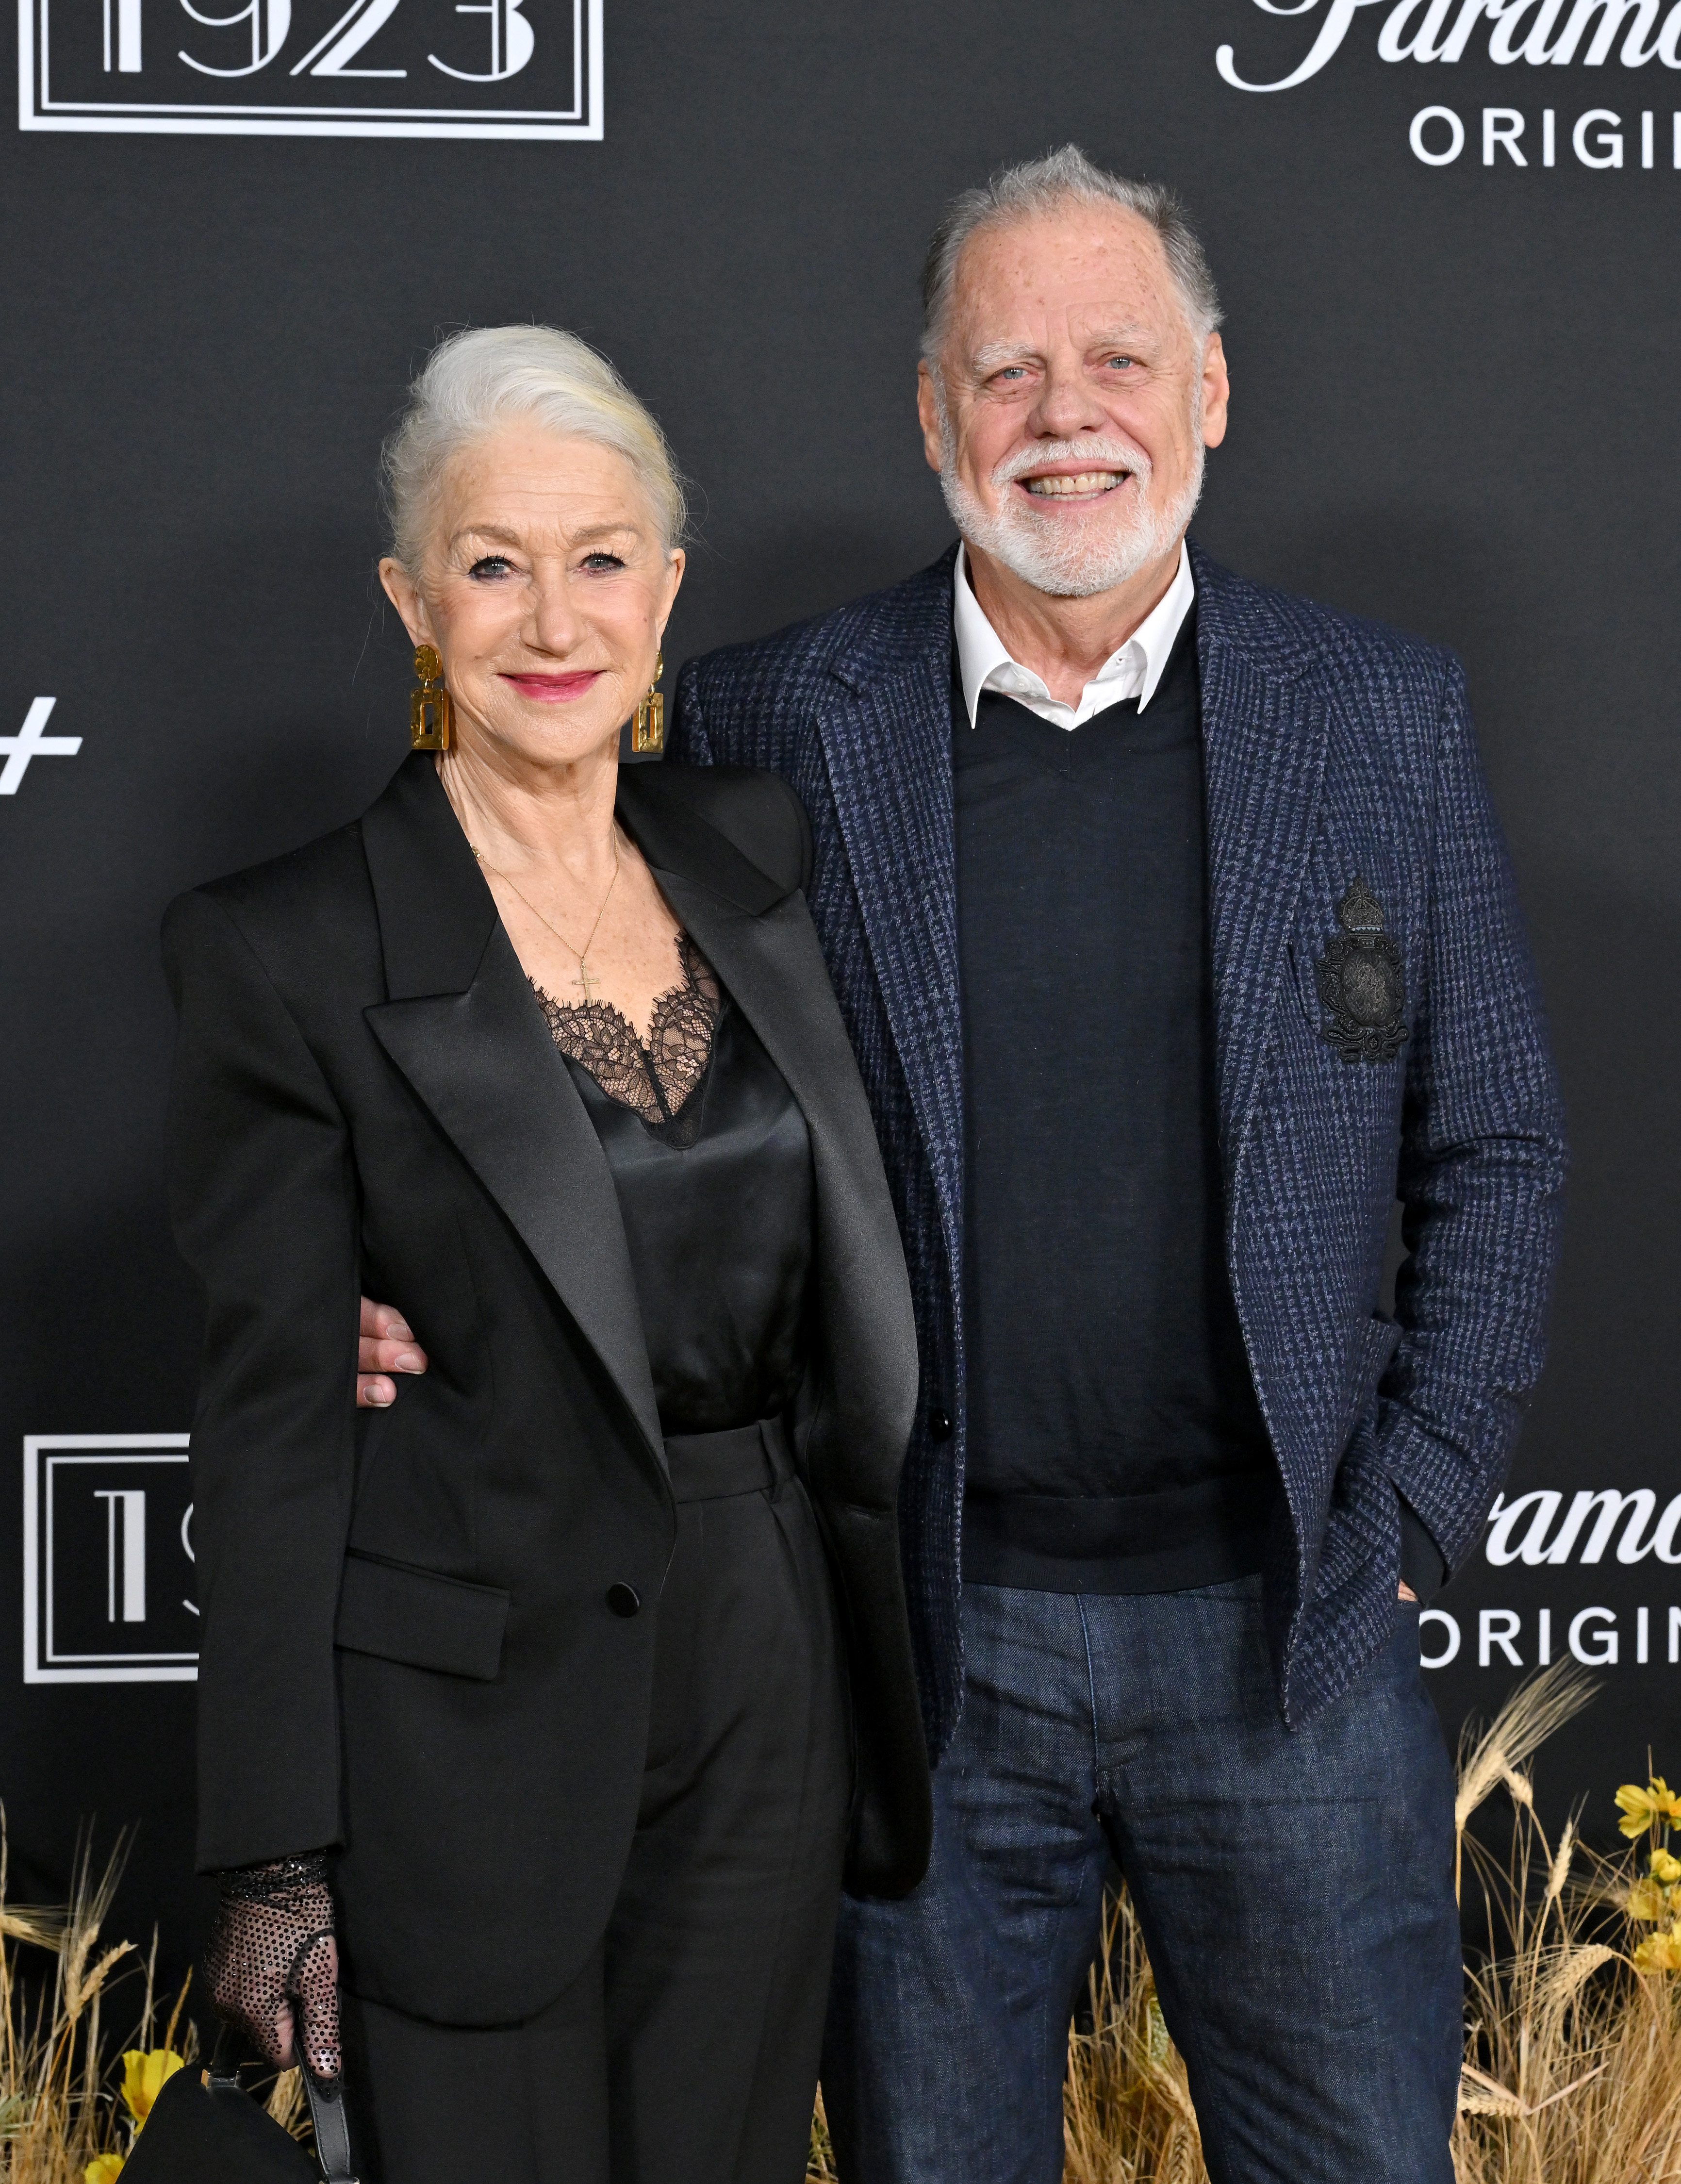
[533,935,815,1437]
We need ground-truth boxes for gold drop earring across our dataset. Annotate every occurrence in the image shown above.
[631,649,665,756]
[409,644,453,752]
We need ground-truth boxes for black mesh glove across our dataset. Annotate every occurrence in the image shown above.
[203,1853,341,2080]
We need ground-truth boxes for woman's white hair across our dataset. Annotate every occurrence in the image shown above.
[382,324,687,573]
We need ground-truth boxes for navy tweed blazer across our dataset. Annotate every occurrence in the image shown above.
[669,542,1566,1755]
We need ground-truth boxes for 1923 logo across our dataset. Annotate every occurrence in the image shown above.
[23,1436,198,1684]
[19,0,600,135]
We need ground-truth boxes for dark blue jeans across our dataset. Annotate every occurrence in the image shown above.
[822,1576,1460,2184]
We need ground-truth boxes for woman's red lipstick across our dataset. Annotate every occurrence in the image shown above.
[502,670,602,701]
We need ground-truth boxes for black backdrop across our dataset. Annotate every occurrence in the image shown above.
[4,0,1679,2001]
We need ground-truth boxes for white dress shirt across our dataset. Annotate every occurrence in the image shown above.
[952,538,1196,730]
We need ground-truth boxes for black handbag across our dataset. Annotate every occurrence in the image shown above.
[121,2029,360,2184]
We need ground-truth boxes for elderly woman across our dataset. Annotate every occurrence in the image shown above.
[163,325,930,2184]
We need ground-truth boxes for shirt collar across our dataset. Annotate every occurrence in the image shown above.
[952,537,1196,728]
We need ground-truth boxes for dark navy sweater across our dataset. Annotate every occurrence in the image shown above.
[953,612,1278,1592]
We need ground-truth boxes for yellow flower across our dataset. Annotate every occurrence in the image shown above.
[1651,1846,1681,1884]
[84,2158,124,2184]
[1631,1922,1681,1974]
[120,2049,184,2125]
[1628,1875,1667,1922]
[1614,1778,1681,1838]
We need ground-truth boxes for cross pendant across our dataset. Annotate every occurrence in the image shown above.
[574,961,600,1004]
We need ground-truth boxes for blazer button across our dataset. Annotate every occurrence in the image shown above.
[928,1408,953,1442]
[606,1582,642,1619]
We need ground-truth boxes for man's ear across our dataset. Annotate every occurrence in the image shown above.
[1200,332,1230,451]
[916,362,948,476]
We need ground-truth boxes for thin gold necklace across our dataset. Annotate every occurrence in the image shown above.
[472,831,622,1005]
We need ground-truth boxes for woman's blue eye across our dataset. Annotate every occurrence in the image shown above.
[468,555,513,579]
[582,552,626,571]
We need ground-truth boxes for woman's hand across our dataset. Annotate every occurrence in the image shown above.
[202,1855,342,2080]
[357,1296,428,1407]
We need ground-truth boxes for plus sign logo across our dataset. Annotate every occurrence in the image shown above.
[1,699,81,796]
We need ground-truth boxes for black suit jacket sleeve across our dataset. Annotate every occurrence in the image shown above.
[699,766,813,895]
[629,757,812,898]
[163,887,358,1869]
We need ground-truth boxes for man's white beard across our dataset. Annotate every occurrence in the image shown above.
[939,421,1204,601]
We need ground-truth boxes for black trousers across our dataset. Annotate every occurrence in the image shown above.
[339,1425,851,2184]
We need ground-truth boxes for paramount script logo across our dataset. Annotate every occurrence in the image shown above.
[1220,0,1681,92]
[18,0,600,136]
[1408,1485,1681,1672]
[1482,1487,1681,1565]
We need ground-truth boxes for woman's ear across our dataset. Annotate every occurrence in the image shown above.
[379,557,432,647]
[661,546,686,622]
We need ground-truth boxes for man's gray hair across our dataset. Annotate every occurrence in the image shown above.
[920,144,1222,365]
[383,324,687,575]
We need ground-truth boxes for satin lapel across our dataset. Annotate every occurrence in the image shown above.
[1197,624,1331,1181]
[360,760,663,1469]
[813,652,965,1270]
[650,867,919,1493]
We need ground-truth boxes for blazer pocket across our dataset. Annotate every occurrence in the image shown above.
[1340,1314,1403,1449]
[334,1551,511,1681]
[1361,1313,1403,1387]
[1285,937,1325,1035]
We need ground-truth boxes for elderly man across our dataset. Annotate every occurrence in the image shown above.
[360,147,1565,2182]
[662,146,1563,2183]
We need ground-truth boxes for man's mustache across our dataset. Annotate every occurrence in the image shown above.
[990,438,1153,491]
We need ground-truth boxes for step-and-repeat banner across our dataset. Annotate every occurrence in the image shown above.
[4,0,1677,1986]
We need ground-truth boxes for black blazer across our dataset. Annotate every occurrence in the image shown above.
[163,753,931,2028]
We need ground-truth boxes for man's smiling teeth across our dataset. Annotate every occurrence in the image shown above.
[1022,471,1125,497]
